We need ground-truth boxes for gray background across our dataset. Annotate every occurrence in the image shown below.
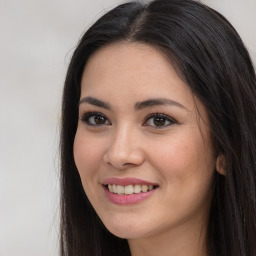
[0,0,255,255]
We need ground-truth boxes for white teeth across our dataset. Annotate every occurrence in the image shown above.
[108,184,113,193]
[141,185,148,192]
[117,185,125,194]
[124,185,133,195]
[107,184,156,194]
[134,184,142,193]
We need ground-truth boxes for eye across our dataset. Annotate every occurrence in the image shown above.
[143,113,176,128]
[80,112,111,126]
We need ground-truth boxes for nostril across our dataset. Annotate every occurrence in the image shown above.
[103,147,145,169]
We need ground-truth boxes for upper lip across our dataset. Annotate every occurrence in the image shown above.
[102,177,158,186]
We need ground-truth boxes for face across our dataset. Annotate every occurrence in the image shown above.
[73,43,217,241]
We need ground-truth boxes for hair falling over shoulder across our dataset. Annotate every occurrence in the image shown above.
[60,0,256,255]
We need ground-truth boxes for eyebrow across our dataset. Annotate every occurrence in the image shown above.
[135,98,188,111]
[79,96,111,109]
[79,96,187,111]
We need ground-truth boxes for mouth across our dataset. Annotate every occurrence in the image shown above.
[102,177,159,204]
[104,184,159,195]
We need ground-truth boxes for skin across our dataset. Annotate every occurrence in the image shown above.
[73,42,219,256]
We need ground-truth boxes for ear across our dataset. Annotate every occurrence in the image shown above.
[216,154,226,175]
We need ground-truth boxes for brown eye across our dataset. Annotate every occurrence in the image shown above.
[81,112,111,126]
[143,113,176,128]
[93,115,107,125]
[152,117,166,126]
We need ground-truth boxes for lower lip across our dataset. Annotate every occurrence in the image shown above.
[103,186,156,205]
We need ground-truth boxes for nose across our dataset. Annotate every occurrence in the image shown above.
[103,125,144,170]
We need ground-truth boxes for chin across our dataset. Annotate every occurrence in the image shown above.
[103,220,150,239]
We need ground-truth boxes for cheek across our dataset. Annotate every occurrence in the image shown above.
[150,136,198,170]
[150,135,215,220]
[149,131,215,190]
[73,131,105,183]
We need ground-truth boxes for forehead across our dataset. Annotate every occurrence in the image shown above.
[83,42,173,81]
[81,42,191,102]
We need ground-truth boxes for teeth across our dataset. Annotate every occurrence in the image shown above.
[117,185,125,194]
[125,185,133,195]
[134,184,142,193]
[107,184,156,194]
[108,184,113,193]
[141,185,148,192]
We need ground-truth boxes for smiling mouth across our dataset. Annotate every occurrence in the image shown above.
[105,184,159,195]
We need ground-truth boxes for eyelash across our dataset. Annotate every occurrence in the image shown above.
[80,112,177,128]
[143,113,177,129]
[80,112,111,126]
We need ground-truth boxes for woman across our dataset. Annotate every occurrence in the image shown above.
[60,0,256,255]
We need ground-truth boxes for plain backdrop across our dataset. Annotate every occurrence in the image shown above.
[0,0,255,255]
